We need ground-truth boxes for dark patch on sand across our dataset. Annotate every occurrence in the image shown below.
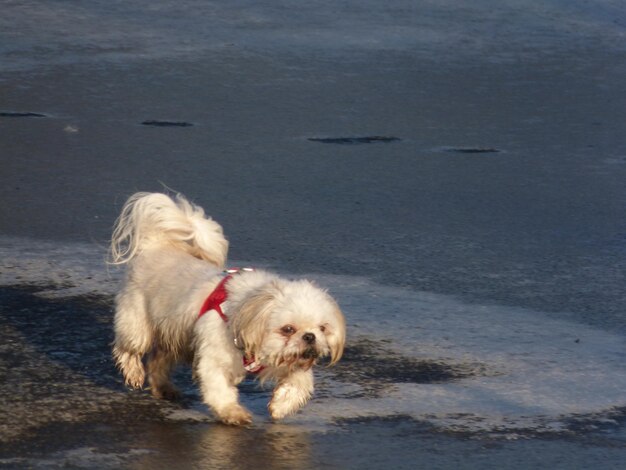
[0,285,116,388]
[308,136,400,144]
[561,407,626,435]
[0,111,47,118]
[141,120,194,127]
[444,147,501,154]
[328,338,491,397]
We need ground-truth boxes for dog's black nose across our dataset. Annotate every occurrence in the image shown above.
[302,332,316,344]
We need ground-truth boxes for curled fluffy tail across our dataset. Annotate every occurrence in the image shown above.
[109,192,228,268]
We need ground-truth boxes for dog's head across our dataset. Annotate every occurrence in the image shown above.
[231,279,345,371]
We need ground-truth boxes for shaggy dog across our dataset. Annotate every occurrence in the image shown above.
[110,192,345,424]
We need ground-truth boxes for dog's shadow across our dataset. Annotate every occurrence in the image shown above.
[0,283,272,409]
[1,284,122,389]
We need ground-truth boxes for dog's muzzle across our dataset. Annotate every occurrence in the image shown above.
[301,347,319,360]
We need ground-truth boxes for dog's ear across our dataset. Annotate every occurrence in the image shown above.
[326,305,346,366]
[231,281,282,355]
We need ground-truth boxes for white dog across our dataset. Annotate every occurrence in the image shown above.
[110,192,345,425]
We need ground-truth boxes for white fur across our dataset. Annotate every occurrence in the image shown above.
[110,192,345,425]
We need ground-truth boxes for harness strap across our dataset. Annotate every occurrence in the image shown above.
[197,268,266,374]
[198,274,232,321]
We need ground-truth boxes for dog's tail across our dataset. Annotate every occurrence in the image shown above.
[109,192,228,267]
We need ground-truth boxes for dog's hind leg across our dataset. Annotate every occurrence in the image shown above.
[147,346,181,400]
[112,288,153,389]
[112,347,146,389]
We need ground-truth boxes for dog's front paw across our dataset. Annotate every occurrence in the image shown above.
[218,404,253,426]
[268,401,291,421]
[269,384,309,420]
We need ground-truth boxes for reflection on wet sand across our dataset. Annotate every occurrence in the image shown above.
[132,423,313,470]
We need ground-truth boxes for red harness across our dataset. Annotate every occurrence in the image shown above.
[198,274,232,322]
[197,270,265,374]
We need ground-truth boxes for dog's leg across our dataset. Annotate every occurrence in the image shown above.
[147,346,181,400]
[268,368,314,420]
[112,288,152,389]
[112,346,146,389]
[194,354,252,425]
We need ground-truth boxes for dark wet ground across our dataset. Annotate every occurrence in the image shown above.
[2,284,625,468]
[331,338,493,395]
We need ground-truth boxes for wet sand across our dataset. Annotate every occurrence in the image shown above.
[1,1,626,468]
[2,282,625,469]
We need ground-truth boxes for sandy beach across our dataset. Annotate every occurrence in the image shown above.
[1,1,626,468]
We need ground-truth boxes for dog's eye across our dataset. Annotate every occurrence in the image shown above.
[319,325,326,333]
[281,325,296,336]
